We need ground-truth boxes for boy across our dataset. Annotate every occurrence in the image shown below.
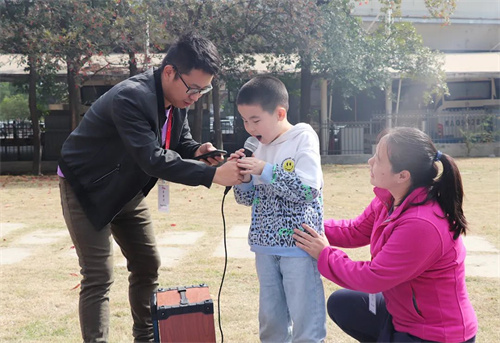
[230,75,327,342]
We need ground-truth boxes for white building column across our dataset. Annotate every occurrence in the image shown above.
[320,79,329,155]
[385,82,393,128]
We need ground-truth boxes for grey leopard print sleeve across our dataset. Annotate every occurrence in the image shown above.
[234,164,324,249]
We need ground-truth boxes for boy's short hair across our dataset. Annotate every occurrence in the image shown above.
[236,75,289,114]
[161,32,221,76]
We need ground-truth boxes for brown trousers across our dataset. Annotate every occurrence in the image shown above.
[60,177,160,343]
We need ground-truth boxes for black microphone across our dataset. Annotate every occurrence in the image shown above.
[224,136,259,194]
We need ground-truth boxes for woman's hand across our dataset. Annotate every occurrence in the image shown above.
[293,223,330,260]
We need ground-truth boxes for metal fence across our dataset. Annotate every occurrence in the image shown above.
[0,120,42,161]
[382,109,499,144]
[327,120,384,155]
[328,109,499,155]
[2,110,499,162]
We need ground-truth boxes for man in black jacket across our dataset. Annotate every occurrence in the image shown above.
[58,33,242,342]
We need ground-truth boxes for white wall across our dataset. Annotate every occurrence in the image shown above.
[351,0,500,52]
[351,0,499,20]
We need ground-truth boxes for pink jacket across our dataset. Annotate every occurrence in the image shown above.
[319,187,477,343]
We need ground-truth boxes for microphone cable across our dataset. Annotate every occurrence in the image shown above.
[216,137,258,342]
[217,188,231,343]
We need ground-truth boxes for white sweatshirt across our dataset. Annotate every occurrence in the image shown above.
[234,123,324,257]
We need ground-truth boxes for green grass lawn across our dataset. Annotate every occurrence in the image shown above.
[0,157,498,342]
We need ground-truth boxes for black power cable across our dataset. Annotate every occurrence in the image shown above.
[216,137,258,342]
[217,190,230,343]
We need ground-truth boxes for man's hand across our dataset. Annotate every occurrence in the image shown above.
[195,143,224,166]
[227,149,253,183]
[212,160,243,187]
[293,224,329,260]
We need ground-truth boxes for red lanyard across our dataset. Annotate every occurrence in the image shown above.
[163,108,173,149]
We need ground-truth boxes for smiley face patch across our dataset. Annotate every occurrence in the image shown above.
[282,158,295,172]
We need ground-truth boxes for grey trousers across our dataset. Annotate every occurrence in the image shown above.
[60,177,160,343]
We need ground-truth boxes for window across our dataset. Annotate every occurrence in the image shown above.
[445,81,491,101]
[80,85,113,106]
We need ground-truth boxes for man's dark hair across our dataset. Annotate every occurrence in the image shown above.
[161,33,221,75]
[236,75,289,113]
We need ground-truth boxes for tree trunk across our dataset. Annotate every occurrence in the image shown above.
[192,101,203,142]
[129,51,138,77]
[212,81,222,149]
[299,54,313,123]
[67,58,81,131]
[28,54,42,175]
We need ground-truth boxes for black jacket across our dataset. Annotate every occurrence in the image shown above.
[59,68,216,230]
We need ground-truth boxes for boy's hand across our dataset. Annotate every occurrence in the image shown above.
[237,157,266,176]
[227,148,246,162]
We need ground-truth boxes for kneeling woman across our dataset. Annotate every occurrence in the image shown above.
[294,127,477,343]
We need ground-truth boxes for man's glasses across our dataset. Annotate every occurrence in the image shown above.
[172,65,213,95]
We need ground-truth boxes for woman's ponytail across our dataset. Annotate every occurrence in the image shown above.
[430,153,467,239]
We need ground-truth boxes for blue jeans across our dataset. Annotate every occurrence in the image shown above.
[255,253,327,343]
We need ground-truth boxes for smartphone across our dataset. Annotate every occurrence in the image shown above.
[193,149,227,161]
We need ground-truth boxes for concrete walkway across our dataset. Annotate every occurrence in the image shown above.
[461,235,500,278]
[0,222,204,268]
[1,222,499,278]
[213,224,254,259]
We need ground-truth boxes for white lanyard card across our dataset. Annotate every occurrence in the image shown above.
[158,179,170,213]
